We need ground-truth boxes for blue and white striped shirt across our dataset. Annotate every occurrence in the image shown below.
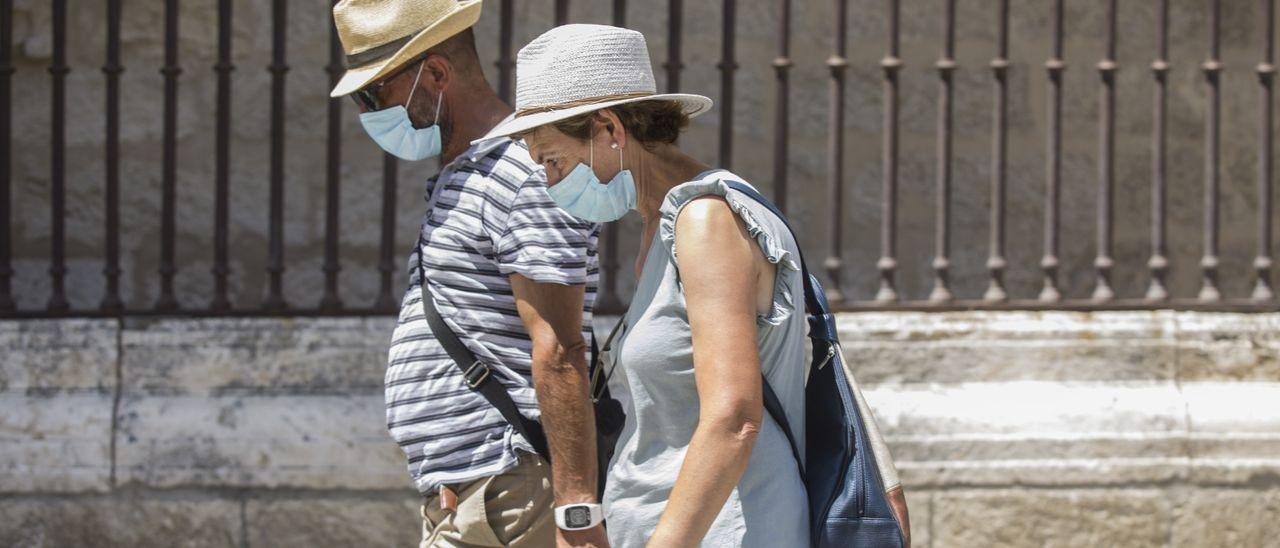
[386,138,598,495]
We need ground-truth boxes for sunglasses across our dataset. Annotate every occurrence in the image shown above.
[351,81,387,111]
[350,56,428,112]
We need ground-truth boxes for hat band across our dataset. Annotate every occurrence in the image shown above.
[514,92,655,118]
[346,33,415,67]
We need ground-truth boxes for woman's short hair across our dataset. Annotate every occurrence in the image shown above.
[529,100,689,148]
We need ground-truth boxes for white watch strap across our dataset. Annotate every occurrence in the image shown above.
[554,503,604,531]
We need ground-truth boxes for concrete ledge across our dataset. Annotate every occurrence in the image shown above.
[838,311,1280,384]
[121,317,394,395]
[245,497,421,547]
[0,319,118,393]
[1,319,117,494]
[928,489,1171,547]
[116,394,406,490]
[866,381,1280,488]
[0,394,115,493]
[0,495,241,547]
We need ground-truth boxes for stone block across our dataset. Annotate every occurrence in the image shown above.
[0,394,113,493]
[0,319,117,392]
[864,381,1190,487]
[901,489,930,548]
[931,489,1169,548]
[0,496,240,548]
[1171,489,1280,548]
[245,496,422,548]
[115,394,406,490]
[1181,382,1280,485]
[1172,313,1280,382]
[836,311,1179,384]
[120,317,394,395]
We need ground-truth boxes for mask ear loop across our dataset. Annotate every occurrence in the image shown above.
[404,59,426,107]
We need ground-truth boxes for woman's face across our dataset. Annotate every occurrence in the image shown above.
[522,118,624,188]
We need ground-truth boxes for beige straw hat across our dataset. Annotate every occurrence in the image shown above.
[329,0,482,98]
[474,24,713,144]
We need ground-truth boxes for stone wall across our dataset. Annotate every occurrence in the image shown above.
[3,311,1279,547]
[5,1,1279,311]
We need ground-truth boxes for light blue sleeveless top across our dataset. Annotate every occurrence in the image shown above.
[601,170,809,547]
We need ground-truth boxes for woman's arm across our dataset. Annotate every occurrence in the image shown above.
[647,196,770,547]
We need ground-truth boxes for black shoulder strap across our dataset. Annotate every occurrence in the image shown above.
[718,178,817,481]
[416,238,551,460]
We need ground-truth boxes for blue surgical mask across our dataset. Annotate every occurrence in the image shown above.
[547,140,636,222]
[358,62,443,161]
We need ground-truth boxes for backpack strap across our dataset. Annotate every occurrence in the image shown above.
[718,178,833,482]
[416,236,552,461]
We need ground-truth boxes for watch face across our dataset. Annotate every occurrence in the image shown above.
[566,506,591,528]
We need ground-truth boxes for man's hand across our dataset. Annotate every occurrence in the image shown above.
[558,524,610,548]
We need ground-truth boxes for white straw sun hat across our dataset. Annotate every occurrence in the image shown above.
[475,24,713,144]
[329,0,482,98]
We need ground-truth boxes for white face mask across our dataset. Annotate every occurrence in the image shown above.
[547,140,636,223]
[358,61,443,161]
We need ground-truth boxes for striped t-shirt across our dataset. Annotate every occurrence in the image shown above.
[386,137,599,495]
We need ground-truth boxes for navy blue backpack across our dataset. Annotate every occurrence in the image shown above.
[725,179,911,547]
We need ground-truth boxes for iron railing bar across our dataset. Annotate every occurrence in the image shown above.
[877,0,901,303]
[1092,0,1118,302]
[156,0,181,311]
[930,0,956,304]
[772,0,792,213]
[11,299,1280,321]
[101,0,123,313]
[718,0,737,169]
[1147,0,1171,302]
[613,0,626,26]
[666,0,683,93]
[212,0,234,311]
[825,0,849,304]
[321,1,344,312]
[1040,0,1065,302]
[985,0,1010,303]
[497,0,514,104]
[265,0,289,311]
[375,154,398,311]
[1200,0,1223,302]
[595,0,628,316]
[0,0,11,312]
[47,0,68,312]
[1253,0,1276,301]
[555,0,570,25]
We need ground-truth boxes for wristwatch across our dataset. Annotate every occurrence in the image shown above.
[554,503,604,531]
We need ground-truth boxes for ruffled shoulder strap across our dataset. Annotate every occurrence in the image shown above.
[657,170,801,325]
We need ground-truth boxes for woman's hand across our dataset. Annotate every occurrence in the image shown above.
[647,195,771,545]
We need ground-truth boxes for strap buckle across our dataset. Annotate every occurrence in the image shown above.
[815,344,836,370]
[463,360,491,389]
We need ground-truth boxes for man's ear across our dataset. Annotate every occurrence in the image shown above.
[421,53,453,96]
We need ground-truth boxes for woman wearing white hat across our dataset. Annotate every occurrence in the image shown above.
[484,25,809,547]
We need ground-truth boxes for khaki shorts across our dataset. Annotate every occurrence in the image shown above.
[420,454,554,548]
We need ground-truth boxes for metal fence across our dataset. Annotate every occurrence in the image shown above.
[0,0,1276,318]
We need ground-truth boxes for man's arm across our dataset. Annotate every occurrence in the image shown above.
[510,274,609,548]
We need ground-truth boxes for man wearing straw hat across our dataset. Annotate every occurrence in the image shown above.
[331,2,608,546]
